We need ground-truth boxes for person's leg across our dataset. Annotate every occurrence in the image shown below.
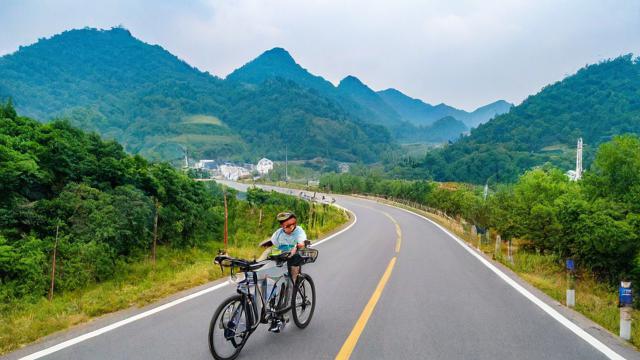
[287,253,303,283]
[290,265,300,283]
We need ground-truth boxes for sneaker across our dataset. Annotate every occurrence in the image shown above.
[268,320,283,333]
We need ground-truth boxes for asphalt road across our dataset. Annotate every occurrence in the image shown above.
[7,183,639,360]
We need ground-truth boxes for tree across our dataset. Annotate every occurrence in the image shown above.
[583,134,640,204]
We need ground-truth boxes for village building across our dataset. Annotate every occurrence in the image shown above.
[195,159,218,170]
[256,158,274,175]
[219,164,251,181]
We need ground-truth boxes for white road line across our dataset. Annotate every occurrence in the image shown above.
[19,206,357,360]
[384,202,626,360]
[19,281,230,360]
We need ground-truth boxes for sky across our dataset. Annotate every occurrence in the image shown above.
[1,0,639,111]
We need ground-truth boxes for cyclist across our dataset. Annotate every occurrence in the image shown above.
[260,211,307,332]
[262,211,307,279]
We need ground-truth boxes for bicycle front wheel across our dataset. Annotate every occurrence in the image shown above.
[208,294,251,360]
[291,274,316,328]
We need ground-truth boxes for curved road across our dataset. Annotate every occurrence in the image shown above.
[7,185,639,360]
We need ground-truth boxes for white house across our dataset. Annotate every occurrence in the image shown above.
[195,160,217,170]
[256,158,274,175]
[220,164,251,181]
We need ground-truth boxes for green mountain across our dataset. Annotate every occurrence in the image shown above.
[224,77,391,162]
[226,47,336,96]
[377,88,463,126]
[464,100,513,128]
[0,27,240,160]
[0,27,394,162]
[411,55,640,184]
[377,88,512,128]
[226,47,494,143]
[337,75,402,127]
[393,115,468,143]
[227,48,396,129]
[425,116,468,142]
[335,76,471,143]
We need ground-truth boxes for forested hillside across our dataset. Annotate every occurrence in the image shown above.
[0,102,334,302]
[406,55,640,184]
[224,78,392,162]
[0,28,393,163]
[0,102,222,299]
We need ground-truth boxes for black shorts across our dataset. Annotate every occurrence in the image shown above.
[287,253,304,267]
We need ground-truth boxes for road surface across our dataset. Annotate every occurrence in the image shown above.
[7,183,638,360]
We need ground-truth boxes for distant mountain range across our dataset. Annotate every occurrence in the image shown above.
[377,88,512,128]
[0,27,512,164]
[0,28,512,163]
[400,54,640,183]
[227,46,512,140]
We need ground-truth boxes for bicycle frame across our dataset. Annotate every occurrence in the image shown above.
[231,259,293,332]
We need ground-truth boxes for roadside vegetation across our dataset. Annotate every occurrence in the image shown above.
[0,103,348,354]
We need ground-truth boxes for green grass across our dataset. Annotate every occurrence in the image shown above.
[165,134,241,144]
[182,114,223,126]
[540,144,569,152]
[0,244,226,355]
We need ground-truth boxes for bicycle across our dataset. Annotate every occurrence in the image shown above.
[209,246,318,360]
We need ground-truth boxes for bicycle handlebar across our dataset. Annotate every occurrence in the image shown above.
[214,252,290,272]
[215,246,316,273]
[214,255,254,270]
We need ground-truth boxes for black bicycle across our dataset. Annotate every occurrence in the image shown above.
[209,247,318,360]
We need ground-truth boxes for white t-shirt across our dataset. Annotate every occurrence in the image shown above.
[270,225,307,251]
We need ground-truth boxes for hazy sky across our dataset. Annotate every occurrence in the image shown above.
[1,0,639,110]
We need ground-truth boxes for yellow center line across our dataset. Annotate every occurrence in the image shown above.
[335,257,397,360]
[381,211,402,253]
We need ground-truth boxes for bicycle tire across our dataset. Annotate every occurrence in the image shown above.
[208,294,251,360]
[291,274,316,328]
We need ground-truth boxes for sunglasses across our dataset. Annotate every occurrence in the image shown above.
[281,221,297,230]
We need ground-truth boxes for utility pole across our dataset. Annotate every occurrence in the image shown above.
[152,197,159,265]
[223,191,228,249]
[483,180,489,201]
[285,144,288,183]
[48,222,60,301]
[180,145,189,170]
[576,138,583,180]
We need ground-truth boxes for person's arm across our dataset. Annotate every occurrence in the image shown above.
[290,242,304,255]
[290,227,307,255]
[259,239,273,247]
[262,230,279,248]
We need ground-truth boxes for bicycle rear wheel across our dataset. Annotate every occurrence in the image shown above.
[291,274,315,328]
[209,294,251,360]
